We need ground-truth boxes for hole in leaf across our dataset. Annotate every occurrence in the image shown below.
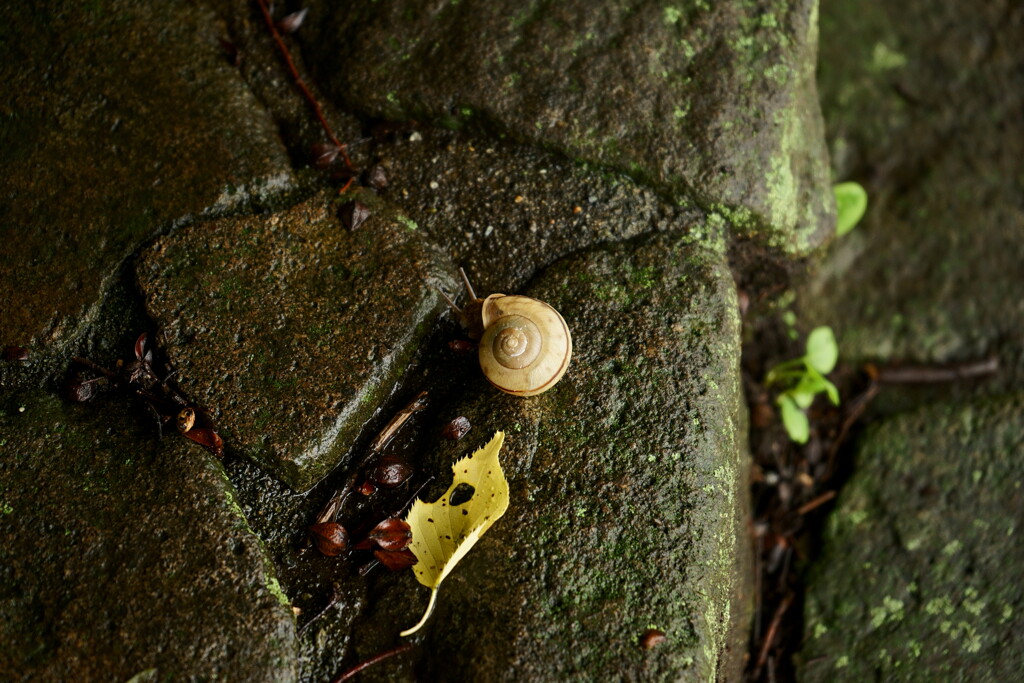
[449,483,476,506]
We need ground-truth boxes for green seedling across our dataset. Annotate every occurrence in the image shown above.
[833,182,868,236]
[765,326,840,444]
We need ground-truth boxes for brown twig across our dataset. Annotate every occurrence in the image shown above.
[823,378,880,482]
[298,584,340,636]
[796,490,836,516]
[314,392,430,525]
[330,643,414,683]
[253,0,353,168]
[873,356,999,384]
[754,592,794,675]
[368,391,429,454]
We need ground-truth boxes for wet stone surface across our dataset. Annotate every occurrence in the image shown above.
[300,0,835,254]
[804,0,1024,384]
[359,127,710,295]
[345,233,751,681]
[799,396,1024,682]
[0,392,298,681]
[135,189,458,490]
[0,1,297,359]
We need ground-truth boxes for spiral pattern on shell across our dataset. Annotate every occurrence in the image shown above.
[478,295,572,396]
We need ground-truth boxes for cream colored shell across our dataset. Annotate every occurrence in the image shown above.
[478,294,572,396]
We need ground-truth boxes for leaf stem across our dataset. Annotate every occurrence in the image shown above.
[400,588,439,637]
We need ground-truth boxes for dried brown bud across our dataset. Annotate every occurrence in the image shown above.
[340,201,371,231]
[309,522,349,556]
[640,629,666,650]
[370,455,413,488]
[311,142,340,169]
[364,164,388,190]
[182,427,224,458]
[177,407,196,434]
[374,548,417,571]
[751,399,774,430]
[367,517,412,552]
[3,345,29,361]
[737,289,751,316]
[441,416,471,441]
[133,332,148,361]
[277,8,308,34]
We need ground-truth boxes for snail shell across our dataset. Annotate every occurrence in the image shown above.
[477,294,572,397]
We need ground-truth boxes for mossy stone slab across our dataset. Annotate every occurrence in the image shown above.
[0,1,295,356]
[300,0,834,254]
[806,0,1024,382]
[342,127,709,297]
[0,392,298,681]
[799,396,1024,682]
[135,190,457,490]
[350,233,750,681]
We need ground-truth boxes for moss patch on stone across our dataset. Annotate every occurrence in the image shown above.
[799,396,1024,681]
[354,233,750,680]
[0,392,298,680]
[0,1,296,358]
[135,190,458,490]
[299,0,834,255]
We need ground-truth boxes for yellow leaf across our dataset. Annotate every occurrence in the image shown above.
[400,431,510,636]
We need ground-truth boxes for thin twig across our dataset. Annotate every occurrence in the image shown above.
[755,592,795,675]
[874,356,999,384]
[253,0,353,167]
[314,392,430,525]
[298,585,340,636]
[796,490,836,516]
[367,391,429,454]
[823,379,879,482]
[330,643,414,683]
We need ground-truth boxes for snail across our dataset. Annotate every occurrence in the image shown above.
[441,269,572,397]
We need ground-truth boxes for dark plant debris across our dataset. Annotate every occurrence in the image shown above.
[2,345,29,362]
[276,7,308,35]
[440,415,471,441]
[369,455,413,489]
[363,163,388,190]
[307,391,428,557]
[309,522,349,557]
[640,629,667,650]
[742,318,1000,682]
[330,643,415,683]
[339,200,371,231]
[253,0,353,172]
[68,332,223,458]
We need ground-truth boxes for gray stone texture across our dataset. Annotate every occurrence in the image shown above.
[805,0,1024,380]
[0,393,298,681]
[299,0,835,254]
[346,234,750,681]
[800,397,1024,682]
[0,2,296,360]
[135,189,457,491]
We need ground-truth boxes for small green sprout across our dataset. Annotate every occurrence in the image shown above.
[765,326,840,443]
[833,182,868,236]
